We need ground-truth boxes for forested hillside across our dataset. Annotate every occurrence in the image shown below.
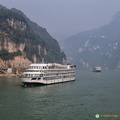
[0,5,66,70]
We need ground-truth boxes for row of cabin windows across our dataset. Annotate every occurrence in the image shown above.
[31,78,41,80]
[29,66,67,69]
[44,75,75,80]
[30,66,47,69]
[26,74,43,77]
[26,69,75,73]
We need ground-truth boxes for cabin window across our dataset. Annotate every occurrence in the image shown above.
[38,78,41,80]
[27,74,31,77]
[40,74,43,77]
[31,78,36,80]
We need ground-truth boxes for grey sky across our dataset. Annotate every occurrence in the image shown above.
[0,0,120,40]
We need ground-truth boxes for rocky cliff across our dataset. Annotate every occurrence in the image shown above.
[61,11,120,70]
[0,5,66,71]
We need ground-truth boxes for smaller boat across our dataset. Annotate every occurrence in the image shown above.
[93,67,101,72]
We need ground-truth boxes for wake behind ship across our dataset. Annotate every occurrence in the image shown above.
[20,63,76,86]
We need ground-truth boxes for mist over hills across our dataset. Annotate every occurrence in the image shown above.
[61,11,120,70]
[0,4,66,70]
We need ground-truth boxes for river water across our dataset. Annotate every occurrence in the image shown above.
[0,70,120,120]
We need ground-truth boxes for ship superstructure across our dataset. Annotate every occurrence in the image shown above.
[21,63,75,85]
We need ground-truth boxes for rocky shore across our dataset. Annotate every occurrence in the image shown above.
[0,73,24,76]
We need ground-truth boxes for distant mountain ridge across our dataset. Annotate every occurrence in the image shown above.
[62,11,120,70]
[0,4,66,71]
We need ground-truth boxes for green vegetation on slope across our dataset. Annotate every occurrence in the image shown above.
[0,49,22,60]
[0,7,66,63]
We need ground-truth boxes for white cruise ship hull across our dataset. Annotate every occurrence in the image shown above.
[21,77,75,85]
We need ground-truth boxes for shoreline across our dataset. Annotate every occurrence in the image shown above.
[0,73,23,77]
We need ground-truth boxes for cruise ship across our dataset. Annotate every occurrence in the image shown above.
[21,63,76,86]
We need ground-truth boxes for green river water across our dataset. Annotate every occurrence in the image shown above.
[0,70,120,120]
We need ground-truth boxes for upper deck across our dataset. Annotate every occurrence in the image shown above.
[27,63,74,70]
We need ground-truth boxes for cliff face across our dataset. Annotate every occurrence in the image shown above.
[0,6,66,70]
[0,38,31,68]
[62,11,120,70]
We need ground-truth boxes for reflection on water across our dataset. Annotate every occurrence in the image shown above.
[0,70,120,120]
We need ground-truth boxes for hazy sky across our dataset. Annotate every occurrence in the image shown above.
[0,0,120,40]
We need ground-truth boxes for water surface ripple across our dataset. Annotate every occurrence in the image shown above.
[0,70,120,120]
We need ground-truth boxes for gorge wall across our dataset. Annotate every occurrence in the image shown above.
[0,5,66,72]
